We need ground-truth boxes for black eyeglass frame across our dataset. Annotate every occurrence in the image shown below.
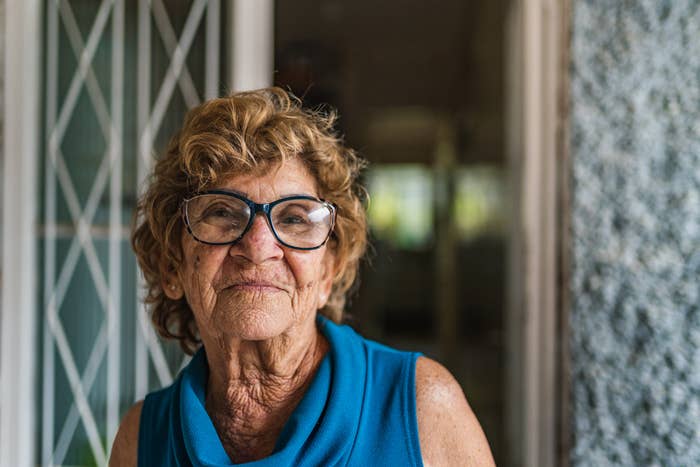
[181,190,337,251]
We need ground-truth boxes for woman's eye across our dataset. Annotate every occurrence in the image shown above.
[202,207,234,219]
[280,214,309,225]
[210,208,234,218]
[201,205,246,225]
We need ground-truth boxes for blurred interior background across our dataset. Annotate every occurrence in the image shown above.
[274,0,510,462]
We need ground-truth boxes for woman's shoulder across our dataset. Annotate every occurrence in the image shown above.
[109,400,143,467]
[414,357,496,467]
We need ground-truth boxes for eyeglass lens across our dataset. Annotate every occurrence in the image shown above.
[185,194,333,249]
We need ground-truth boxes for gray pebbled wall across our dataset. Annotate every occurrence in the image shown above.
[569,0,700,465]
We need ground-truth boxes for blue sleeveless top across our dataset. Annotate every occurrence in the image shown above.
[138,316,424,466]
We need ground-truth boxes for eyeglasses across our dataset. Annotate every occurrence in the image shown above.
[182,190,337,250]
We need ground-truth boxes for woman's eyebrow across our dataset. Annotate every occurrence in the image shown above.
[212,189,318,200]
[211,188,247,197]
[279,192,318,199]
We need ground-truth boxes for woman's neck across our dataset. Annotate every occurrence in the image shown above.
[201,319,328,462]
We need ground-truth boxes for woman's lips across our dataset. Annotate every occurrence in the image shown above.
[229,282,283,292]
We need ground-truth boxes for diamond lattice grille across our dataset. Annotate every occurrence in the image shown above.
[40,1,220,465]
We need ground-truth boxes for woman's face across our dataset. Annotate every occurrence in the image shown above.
[169,158,335,342]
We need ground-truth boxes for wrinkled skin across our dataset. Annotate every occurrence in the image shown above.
[162,157,335,462]
[166,157,335,344]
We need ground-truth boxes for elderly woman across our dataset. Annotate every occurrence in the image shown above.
[110,88,494,466]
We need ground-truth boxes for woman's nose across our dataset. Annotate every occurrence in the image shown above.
[229,213,283,263]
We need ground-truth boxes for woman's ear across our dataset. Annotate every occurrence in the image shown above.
[161,269,184,300]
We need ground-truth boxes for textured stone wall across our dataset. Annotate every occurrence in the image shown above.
[569,1,700,464]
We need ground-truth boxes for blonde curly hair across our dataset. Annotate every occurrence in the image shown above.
[131,87,368,354]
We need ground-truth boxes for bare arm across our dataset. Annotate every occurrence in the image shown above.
[415,357,496,467]
[109,400,143,467]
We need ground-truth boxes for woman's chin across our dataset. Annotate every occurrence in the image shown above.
[236,320,291,341]
[213,305,298,341]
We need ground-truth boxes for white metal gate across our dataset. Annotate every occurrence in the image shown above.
[0,0,267,464]
[40,1,220,465]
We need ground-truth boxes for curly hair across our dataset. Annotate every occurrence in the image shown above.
[131,87,368,354]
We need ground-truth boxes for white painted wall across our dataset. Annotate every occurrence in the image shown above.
[229,0,274,91]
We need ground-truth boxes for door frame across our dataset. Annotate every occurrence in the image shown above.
[505,0,571,465]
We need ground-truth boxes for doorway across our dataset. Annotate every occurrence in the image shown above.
[275,0,512,463]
